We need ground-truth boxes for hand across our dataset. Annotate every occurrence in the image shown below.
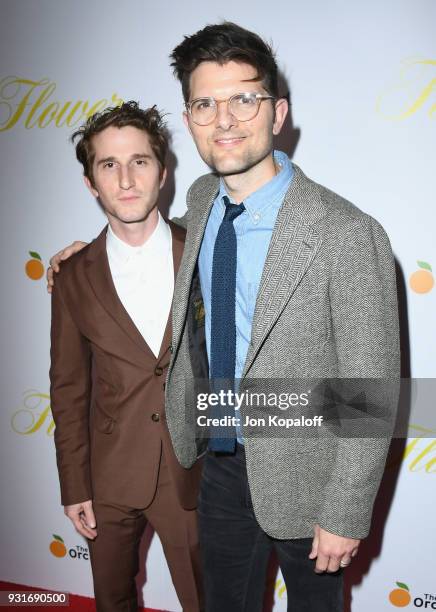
[64,499,97,540]
[46,241,88,293]
[309,524,359,573]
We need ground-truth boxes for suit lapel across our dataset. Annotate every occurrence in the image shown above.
[172,174,219,352]
[84,227,156,361]
[169,219,186,279]
[243,166,324,376]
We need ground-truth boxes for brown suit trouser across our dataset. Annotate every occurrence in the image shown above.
[88,447,203,612]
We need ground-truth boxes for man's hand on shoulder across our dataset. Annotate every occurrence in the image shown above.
[46,241,88,293]
[64,499,97,540]
[309,524,360,573]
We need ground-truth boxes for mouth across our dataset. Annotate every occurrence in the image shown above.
[213,136,246,148]
[118,196,140,202]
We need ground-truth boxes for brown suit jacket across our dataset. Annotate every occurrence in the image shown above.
[50,220,202,510]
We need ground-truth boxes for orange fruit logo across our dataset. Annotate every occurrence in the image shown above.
[49,534,67,558]
[25,251,44,280]
[409,261,434,294]
[389,582,411,607]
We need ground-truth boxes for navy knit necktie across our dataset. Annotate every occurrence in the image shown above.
[209,196,245,452]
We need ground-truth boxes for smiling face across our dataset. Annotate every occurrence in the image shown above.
[183,60,288,188]
[84,125,166,233]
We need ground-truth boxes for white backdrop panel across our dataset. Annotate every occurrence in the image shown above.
[1,1,434,610]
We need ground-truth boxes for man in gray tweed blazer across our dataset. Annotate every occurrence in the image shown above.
[165,22,400,612]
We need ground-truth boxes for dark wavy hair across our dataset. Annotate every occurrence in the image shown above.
[170,21,278,101]
[71,101,168,186]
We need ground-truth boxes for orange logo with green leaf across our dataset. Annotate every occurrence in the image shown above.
[389,582,411,607]
[25,251,44,280]
[409,261,434,294]
[49,534,67,558]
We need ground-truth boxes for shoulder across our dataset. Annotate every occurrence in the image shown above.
[315,191,394,263]
[56,230,105,284]
[186,172,220,208]
[294,165,390,240]
[320,185,390,246]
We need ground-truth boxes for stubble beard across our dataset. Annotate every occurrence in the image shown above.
[207,146,273,178]
[201,129,274,178]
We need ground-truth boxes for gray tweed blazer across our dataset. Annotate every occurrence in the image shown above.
[165,164,400,540]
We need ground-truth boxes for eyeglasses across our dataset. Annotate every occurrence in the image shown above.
[185,92,276,126]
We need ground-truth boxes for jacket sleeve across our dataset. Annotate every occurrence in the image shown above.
[318,215,400,539]
[50,275,92,506]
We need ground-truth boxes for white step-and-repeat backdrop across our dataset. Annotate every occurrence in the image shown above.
[1,1,434,610]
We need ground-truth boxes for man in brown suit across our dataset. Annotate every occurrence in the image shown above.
[50,101,204,611]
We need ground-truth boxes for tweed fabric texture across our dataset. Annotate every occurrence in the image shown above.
[166,164,400,540]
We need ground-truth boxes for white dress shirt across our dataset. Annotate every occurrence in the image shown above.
[106,213,174,358]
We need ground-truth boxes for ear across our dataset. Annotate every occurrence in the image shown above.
[84,175,99,198]
[182,110,193,136]
[159,167,168,189]
[272,97,289,136]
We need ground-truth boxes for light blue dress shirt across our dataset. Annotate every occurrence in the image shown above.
[198,150,294,442]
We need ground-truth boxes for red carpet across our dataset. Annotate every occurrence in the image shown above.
[0,582,170,611]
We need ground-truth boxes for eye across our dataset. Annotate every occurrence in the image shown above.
[235,94,257,106]
[103,161,115,169]
[135,159,147,165]
[194,99,214,111]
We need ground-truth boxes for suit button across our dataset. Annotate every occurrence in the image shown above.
[151,413,160,422]
[154,366,163,376]
[169,345,174,354]
[162,382,166,390]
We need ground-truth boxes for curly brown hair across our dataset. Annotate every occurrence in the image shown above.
[71,101,169,186]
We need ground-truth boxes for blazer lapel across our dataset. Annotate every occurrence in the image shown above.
[84,227,156,361]
[172,174,219,352]
[243,166,324,376]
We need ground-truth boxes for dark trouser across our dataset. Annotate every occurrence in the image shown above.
[88,448,204,612]
[198,444,343,612]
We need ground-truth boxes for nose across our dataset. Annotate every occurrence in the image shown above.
[119,165,134,190]
[214,99,238,131]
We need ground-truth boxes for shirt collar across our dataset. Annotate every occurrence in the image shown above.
[106,211,171,264]
[217,150,293,222]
